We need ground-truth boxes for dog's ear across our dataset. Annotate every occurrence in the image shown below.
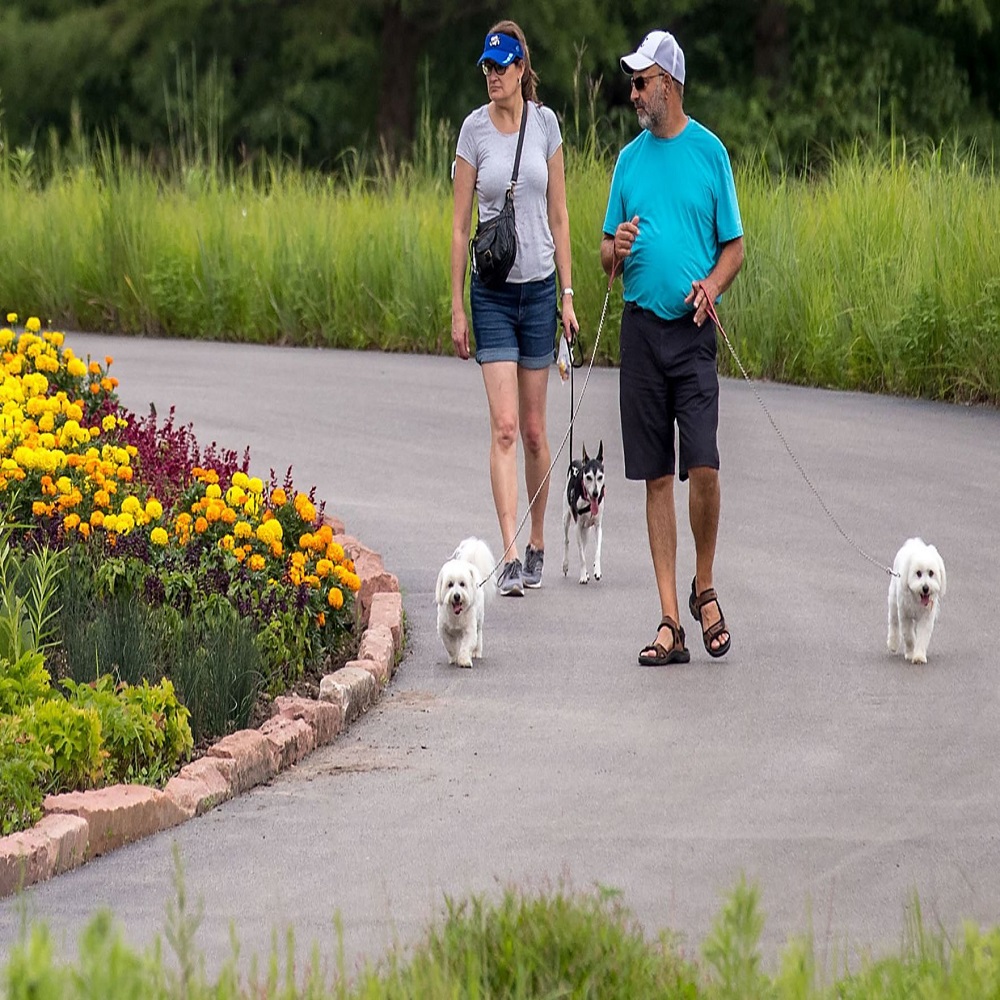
[935,549,947,596]
[582,442,589,462]
[597,440,604,462]
[435,567,446,605]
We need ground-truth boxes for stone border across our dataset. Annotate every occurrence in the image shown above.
[0,522,402,899]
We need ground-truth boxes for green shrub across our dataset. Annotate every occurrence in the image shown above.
[0,651,53,714]
[0,715,52,835]
[62,676,193,786]
[19,698,104,793]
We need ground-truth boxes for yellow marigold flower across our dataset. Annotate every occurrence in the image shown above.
[290,551,306,568]
[327,541,345,563]
[194,516,208,534]
[145,498,163,519]
[234,520,253,539]
[271,488,287,506]
[67,357,86,377]
[102,414,117,432]
[104,514,119,532]
[64,403,83,422]
[248,477,263,495]
[205,503,221,523]
[231,471,249,489]
[206,483,222,499]
[25,317,41,333]
[249,554,266,572]
[327,587,344,610]
[150,526,169,546]
[220,535,235,551]
[294,493,317,522]
[299,533,313,550]
[63,513,81,531]
[305,574,320,588]
[90,511,104,527]
[225,486,245,506]
[121,495,141,515]
[47,331,64,347]
[243,494,261,516]
[316,558,334,578]
[6,313,16,324]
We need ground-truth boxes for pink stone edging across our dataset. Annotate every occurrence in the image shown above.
[0,524,402,899]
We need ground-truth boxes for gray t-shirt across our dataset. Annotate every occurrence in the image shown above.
[456,102,562,283]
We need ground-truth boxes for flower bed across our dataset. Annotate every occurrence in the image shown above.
[1,316,361,835]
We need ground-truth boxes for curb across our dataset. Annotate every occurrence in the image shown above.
[0,521,404,900]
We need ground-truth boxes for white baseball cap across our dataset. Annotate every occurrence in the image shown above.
[620,30,685,85]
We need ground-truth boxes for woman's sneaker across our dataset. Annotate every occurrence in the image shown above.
[522,545,544,588]
[497,558,525,597]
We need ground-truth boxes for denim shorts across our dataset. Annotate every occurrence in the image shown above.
[619,302,720,482]
[470,271,557,369]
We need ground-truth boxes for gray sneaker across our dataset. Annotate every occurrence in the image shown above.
[522,544,544,588]
[497,558,525,597]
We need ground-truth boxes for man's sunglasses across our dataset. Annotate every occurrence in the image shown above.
[630,71,668,92]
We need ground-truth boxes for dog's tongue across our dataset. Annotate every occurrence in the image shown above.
[590,496,599,516]
[921,595,932,607]
[453,604,463,615]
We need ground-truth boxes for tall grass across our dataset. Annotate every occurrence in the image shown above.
[8,871,1000,998]
[0,121,998,403]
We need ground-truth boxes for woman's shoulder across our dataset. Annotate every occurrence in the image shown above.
[460,104,492,130]
[530,102,560,129]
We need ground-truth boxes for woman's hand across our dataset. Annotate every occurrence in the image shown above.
[561,298,579,343]
[452,306,471,360]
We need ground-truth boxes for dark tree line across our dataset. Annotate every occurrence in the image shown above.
[0,0,997,170]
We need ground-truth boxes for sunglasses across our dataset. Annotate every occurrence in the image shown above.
[630,71,668,92]
[481,61,512,77]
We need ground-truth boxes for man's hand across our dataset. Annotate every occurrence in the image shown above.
[685,276,720,327]
[614,216,640,260]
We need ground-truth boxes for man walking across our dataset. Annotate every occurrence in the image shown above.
[601,30,744,665]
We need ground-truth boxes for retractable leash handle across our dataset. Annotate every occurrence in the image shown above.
[704,298,898,579]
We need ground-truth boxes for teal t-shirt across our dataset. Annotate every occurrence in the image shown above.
[602,118,743,320]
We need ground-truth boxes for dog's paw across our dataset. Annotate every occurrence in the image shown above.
[562,558,569,576]
[886,636,898,653]
[593,566,601,581]
[909,650,928,665]
[578,571,589,585]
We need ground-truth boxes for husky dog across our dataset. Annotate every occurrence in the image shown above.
[562,441,605,585]
[887,537,946,664]
[435,536,496,668]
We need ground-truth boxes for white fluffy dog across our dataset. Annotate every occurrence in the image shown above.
[887,537,946,664]
[435,537,496,668]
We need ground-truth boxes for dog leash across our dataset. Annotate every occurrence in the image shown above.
[482,266,618,586]
[705,297,899,578]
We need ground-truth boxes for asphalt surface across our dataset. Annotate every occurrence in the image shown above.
[2,332,998,980]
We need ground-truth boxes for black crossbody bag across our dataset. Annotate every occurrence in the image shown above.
[470,101,529,289]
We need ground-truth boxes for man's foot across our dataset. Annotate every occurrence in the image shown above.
[522,544,544,588]
[689,577,731,657]
[497,558,525,597]
[638,616,691,666]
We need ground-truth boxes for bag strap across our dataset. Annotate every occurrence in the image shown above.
[509,101,529,190]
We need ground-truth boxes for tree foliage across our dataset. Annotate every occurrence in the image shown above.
[0,0,996,170]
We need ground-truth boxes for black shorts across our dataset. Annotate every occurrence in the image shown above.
[619,302,720,482]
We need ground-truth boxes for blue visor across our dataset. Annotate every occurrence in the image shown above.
[477,32,523,67]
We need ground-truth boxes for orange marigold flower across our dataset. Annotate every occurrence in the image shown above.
[249,554,266,572]
[79,522,90,539]
[194,516,208,533]
[327,587,344,610]
[316,612,326,628]
[271,488,287,506]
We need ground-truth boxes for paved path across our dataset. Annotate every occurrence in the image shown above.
[2,334,998,978]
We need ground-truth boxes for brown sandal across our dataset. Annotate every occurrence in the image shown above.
[689,577,731,658]
[638,615,691,666]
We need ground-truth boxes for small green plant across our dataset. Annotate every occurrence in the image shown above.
[62,675,193,786]
[0,651,53,715]
[0,529,66,663]
[18,697,104,793]
[0,715,52,835]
